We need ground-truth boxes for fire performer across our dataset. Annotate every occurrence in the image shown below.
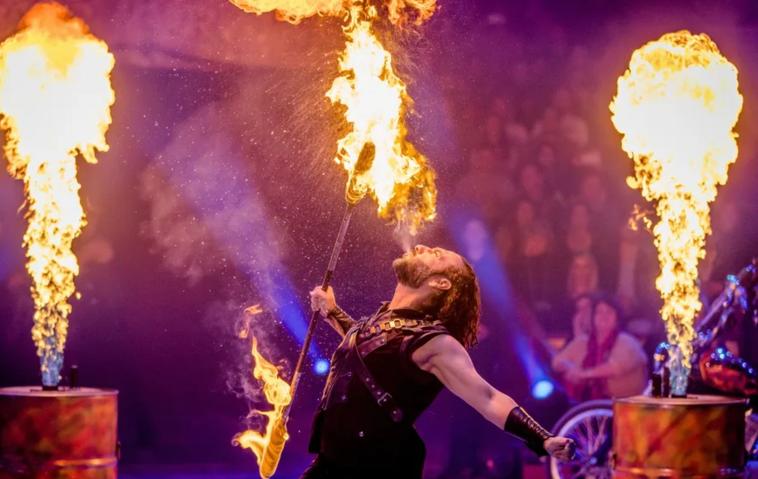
[304,244,575,478]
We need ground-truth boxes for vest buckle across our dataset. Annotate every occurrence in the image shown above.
[377,392,393,406]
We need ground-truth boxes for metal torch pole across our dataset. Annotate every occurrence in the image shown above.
[285,201,356,413]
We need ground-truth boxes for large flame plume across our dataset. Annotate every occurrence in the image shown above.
[228,0,436,25]
[228,0,344,23]
[229,0,438,234]
[610,31,742,385]
[0,2,115,387]
[327,3,436,234]
[232,336,293,478]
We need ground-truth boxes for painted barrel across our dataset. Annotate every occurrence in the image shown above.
[0,386,118,479]
[613,395,746,478]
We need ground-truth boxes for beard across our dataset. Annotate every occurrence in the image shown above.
[392,254,435,288]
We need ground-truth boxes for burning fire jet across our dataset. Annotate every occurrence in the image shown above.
[0,1,115,387]
[610,30,742,395]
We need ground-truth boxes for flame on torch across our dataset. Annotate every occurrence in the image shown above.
[228,0,344,23]
[327,3,437,234]
[0,2,115,387]
[610,31,742,391]
[232,337,292,478]
[229,0,438,234]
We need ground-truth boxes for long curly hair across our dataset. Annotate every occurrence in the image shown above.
[580,292,623,400]
[436,258,481,348]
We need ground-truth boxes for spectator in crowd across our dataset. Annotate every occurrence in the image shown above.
[566,252,598,300]
[564,202,593,256]
[577,170,621,289]
[512,198,555,313]
[552,294,648,400]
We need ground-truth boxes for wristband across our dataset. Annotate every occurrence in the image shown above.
[503,406,553,456]
[326,306,350,321]
[326,306,354,332]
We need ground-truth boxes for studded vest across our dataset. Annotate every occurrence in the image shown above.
[308,303,450,469]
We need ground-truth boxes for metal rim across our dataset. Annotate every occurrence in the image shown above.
[0,386,118,397]
[549,403,614,479]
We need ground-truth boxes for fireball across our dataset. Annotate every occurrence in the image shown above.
[0,2,115,386]
[610,31,742,382]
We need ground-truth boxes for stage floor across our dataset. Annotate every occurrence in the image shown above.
[120,461,758,479]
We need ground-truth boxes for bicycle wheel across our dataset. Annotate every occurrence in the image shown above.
[548,400,613,479]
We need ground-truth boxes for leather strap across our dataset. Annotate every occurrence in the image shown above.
[348,331,404,423]
[504,406,553,456]
[358,317,438,339]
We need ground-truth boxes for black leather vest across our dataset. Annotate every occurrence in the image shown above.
[308,303,450,469]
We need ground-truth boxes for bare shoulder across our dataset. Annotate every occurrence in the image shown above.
[616,331,644,348]
[613,332,648,360]
[411,334,466,371]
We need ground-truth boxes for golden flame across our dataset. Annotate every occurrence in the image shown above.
[228,0,436,26]
[228,0,438,234]
[610,31,742,366]
[0,2,115,386]
[327,4,436,234]
[232,337,292,478]
[227,0,344,24]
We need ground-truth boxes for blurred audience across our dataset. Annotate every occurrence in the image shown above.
[433,7,756,476]
[448,19,658,342]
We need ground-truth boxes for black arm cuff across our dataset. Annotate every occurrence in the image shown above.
[327,306,354,334]
[504,406,553,457]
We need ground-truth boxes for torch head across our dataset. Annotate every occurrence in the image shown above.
[345,141,376,205]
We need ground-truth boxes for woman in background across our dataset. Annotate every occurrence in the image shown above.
[552,294,648,400]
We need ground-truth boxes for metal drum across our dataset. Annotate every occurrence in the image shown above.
[613,395,746,478]
[0,387,118,479]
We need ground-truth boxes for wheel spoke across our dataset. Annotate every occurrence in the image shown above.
[552,405,614,479]
[585,416,596,453]
[598,415,609,452]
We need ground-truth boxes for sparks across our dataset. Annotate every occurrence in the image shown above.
[610,31,742,392]
[0,1,115,387]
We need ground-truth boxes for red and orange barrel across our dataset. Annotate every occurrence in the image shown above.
[613,395,746,478]
[0,387,118,479]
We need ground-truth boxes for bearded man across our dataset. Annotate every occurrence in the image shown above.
[303,245,574,478]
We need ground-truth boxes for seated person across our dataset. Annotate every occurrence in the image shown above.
[552,293,648,400]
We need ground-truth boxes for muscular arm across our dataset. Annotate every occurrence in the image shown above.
[411,334,576,460]
[577,360,621,380]
[412,334,517,427]
[551,337,585,373]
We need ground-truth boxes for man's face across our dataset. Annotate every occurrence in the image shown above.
[392,245,464,288]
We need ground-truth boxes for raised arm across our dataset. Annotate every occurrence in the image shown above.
[412,334,574,460]
[309,286,354,338]
[551,335,588,374]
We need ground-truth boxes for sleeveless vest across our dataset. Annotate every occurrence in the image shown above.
[308,303,451,470]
